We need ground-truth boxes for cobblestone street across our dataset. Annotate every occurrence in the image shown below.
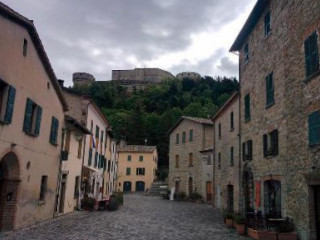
[1,194,247,240]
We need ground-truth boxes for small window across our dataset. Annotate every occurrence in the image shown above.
[0,80,16,124]
[101,130,104,146]
[308,111,320,145]
[188,153,193,167]
[77,138,82,159]
[264,11,271,36]
[218,123,222,138]
[189,129,193,142]
[244,43,249,63]
[263,130,279,157]
[127,155,132,161]
[176,133,179,144]
[136,168,145,175]
[23,98,42,136]
[126,168,131,176]
[39,176,48,201]
[23,39,28,57]
[218,152,221,169]
[175,155,179,168]
[244,94,251,121]
[182,131,186,143]
[207,154,212,165]
[230,112,234,130]
[304,31,319,78]
[95,125,100,138]
[94,152,98,167]
[88,149,92,166]
[266,72,274,106]
[139,155,143,162]
[230,147,234,166]
[49,116,59,145]
[242,140,253,161]
[90,120,93,132]
[74,176,80,198]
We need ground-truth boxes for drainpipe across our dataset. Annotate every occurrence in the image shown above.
[238,55,243,214]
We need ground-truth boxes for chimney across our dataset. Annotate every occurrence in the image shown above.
[58,79,64,88]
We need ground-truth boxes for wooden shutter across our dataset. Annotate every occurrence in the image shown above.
[88,149,92,166]
[248,140,253,160]
[308,111,320,145]
[305,32,319,77]
[263,134,268,157]
[34,106,42,136]
[4,86,16,124]
[23,98,33,132]
[94,152,98,167]
[266,73,274,106]
[272,130,279,156]
[242,142,246,161]
[245,95,250,120]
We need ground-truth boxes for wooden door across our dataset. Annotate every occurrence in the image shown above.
[206,182,212,201]
[136,181,145,192]
[123,181,132,192]
[188,177,193,196]
[227,185,234,212]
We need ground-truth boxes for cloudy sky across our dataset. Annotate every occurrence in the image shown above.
[3,0,255,86]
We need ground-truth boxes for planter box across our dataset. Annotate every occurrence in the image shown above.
[235,224,245,235]
[277,232,298,240]
[247,228,277,240]
[225,218,233,227]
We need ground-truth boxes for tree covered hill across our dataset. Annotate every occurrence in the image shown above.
[73,76,238,167]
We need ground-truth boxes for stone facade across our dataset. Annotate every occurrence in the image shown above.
[116,144,158,192]
[168,117,213,200]
[212,93,240,212]
[72,72,95,87]
[0,3,68,231]
[176,72,201,80]
[231,0,320,239]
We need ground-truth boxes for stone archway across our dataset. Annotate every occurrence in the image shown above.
[0,152,20,231]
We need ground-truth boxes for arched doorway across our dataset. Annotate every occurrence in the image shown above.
[0,152,20,231]
[136,181,145,192]
[123,181,131,192]
[188,177,193,196]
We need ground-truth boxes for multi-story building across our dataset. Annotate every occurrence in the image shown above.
[212,92,240,211]
[230,0,320,239]
[116,143,158,192]
[168,116,213,200]
[0,3,68,231]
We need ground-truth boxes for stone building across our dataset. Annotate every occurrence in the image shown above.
[168,117,213,201]
[230,0,320,239]
[72,72,95,88]
[176,72,201,80]
[0,2,68,231]
[212,92,240,211]
[116,143,158,192]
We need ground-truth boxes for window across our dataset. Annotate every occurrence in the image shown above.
[308,111,320,145]
[88,149,92,166]
[90,120,93,132]
[136,168,145,176]
[207,154,212,165]
[127,155,132,161]
[266,72,274,106]
[218,123,221,138]
[188,153,193,167]
[94,152,98,167]
[77,138,82,159]
[218,152,221,169]
[264,180,281,218]
[175,155,179,168]
[230,147,234,166]
[244,94,251,121]
[244,43,249,63]
[105,128,108,149]
[139,155,143,162]
[0,80,16,124]
[242,140,253,161]
[74,176,80,198]
[95,125,100,139]
[126,168,131,175]
[304,31,319,78]
[23,98,42,136]
[39,176,48,201]
[49,117,59,145]
[230,112,234,130]
[101,130,104,147]
[176,133,179,144]
[264,11,271,36]
[189,129,193,141]
[23,39,28,57]
[263,130,279,157]
[182,131,186,143]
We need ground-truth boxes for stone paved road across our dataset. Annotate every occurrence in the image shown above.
[1,194,248,240]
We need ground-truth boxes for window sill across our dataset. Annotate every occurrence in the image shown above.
[265,154,278,159]
[304,70,320,84]
[245,118,251,123]
[38,201,45,206]
[266,102,275,109]
[50,142,58,147]
[24,131,38,137]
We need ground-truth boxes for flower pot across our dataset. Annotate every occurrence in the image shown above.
[225,218,233,227]
[257,231,277,240]
[277,232,298,240]
[236,224,245,235]
[247,227,258,239]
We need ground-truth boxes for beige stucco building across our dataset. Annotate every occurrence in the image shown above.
[116,143,157,192]
[0,3,68,231]
[103,135,118,197]
[168,117,213,201]
[212,92,240,211]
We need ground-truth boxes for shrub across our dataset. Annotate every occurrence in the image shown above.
[113,192,123,206]
[81,197,95,210]
[222,209,234,219]
[107,195,119,211]
[188,192,203,202]
[175,192,187,201]
[276,217,295,233]
[234,212,245,224]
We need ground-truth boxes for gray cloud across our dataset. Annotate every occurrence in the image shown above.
[2,0,253,85]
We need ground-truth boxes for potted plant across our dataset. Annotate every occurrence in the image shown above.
[276,218,298,240]
[81,196,95,211]
[234,212,246,235]
[222,210,234,227]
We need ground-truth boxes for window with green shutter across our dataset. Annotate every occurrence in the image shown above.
[127,155,131,161]
[264,11,271,36]
[95,125,99,138]
[49,117,59,145]
[230,147,234,166]
[126,168,131,176]
[94,152,98,167]
[189,129,193,141]
[0,83,16,125]
[23,98,42,136]
[263,129,279,157]
[88,149,92,166]
[218,152,221,169]
[176,133,179,144]
[182,131,186,143]
[266,72,274,107]
[139,156,143,162]
[244,94,251,121]
[304,31,319,78]
[308,111,320,145]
